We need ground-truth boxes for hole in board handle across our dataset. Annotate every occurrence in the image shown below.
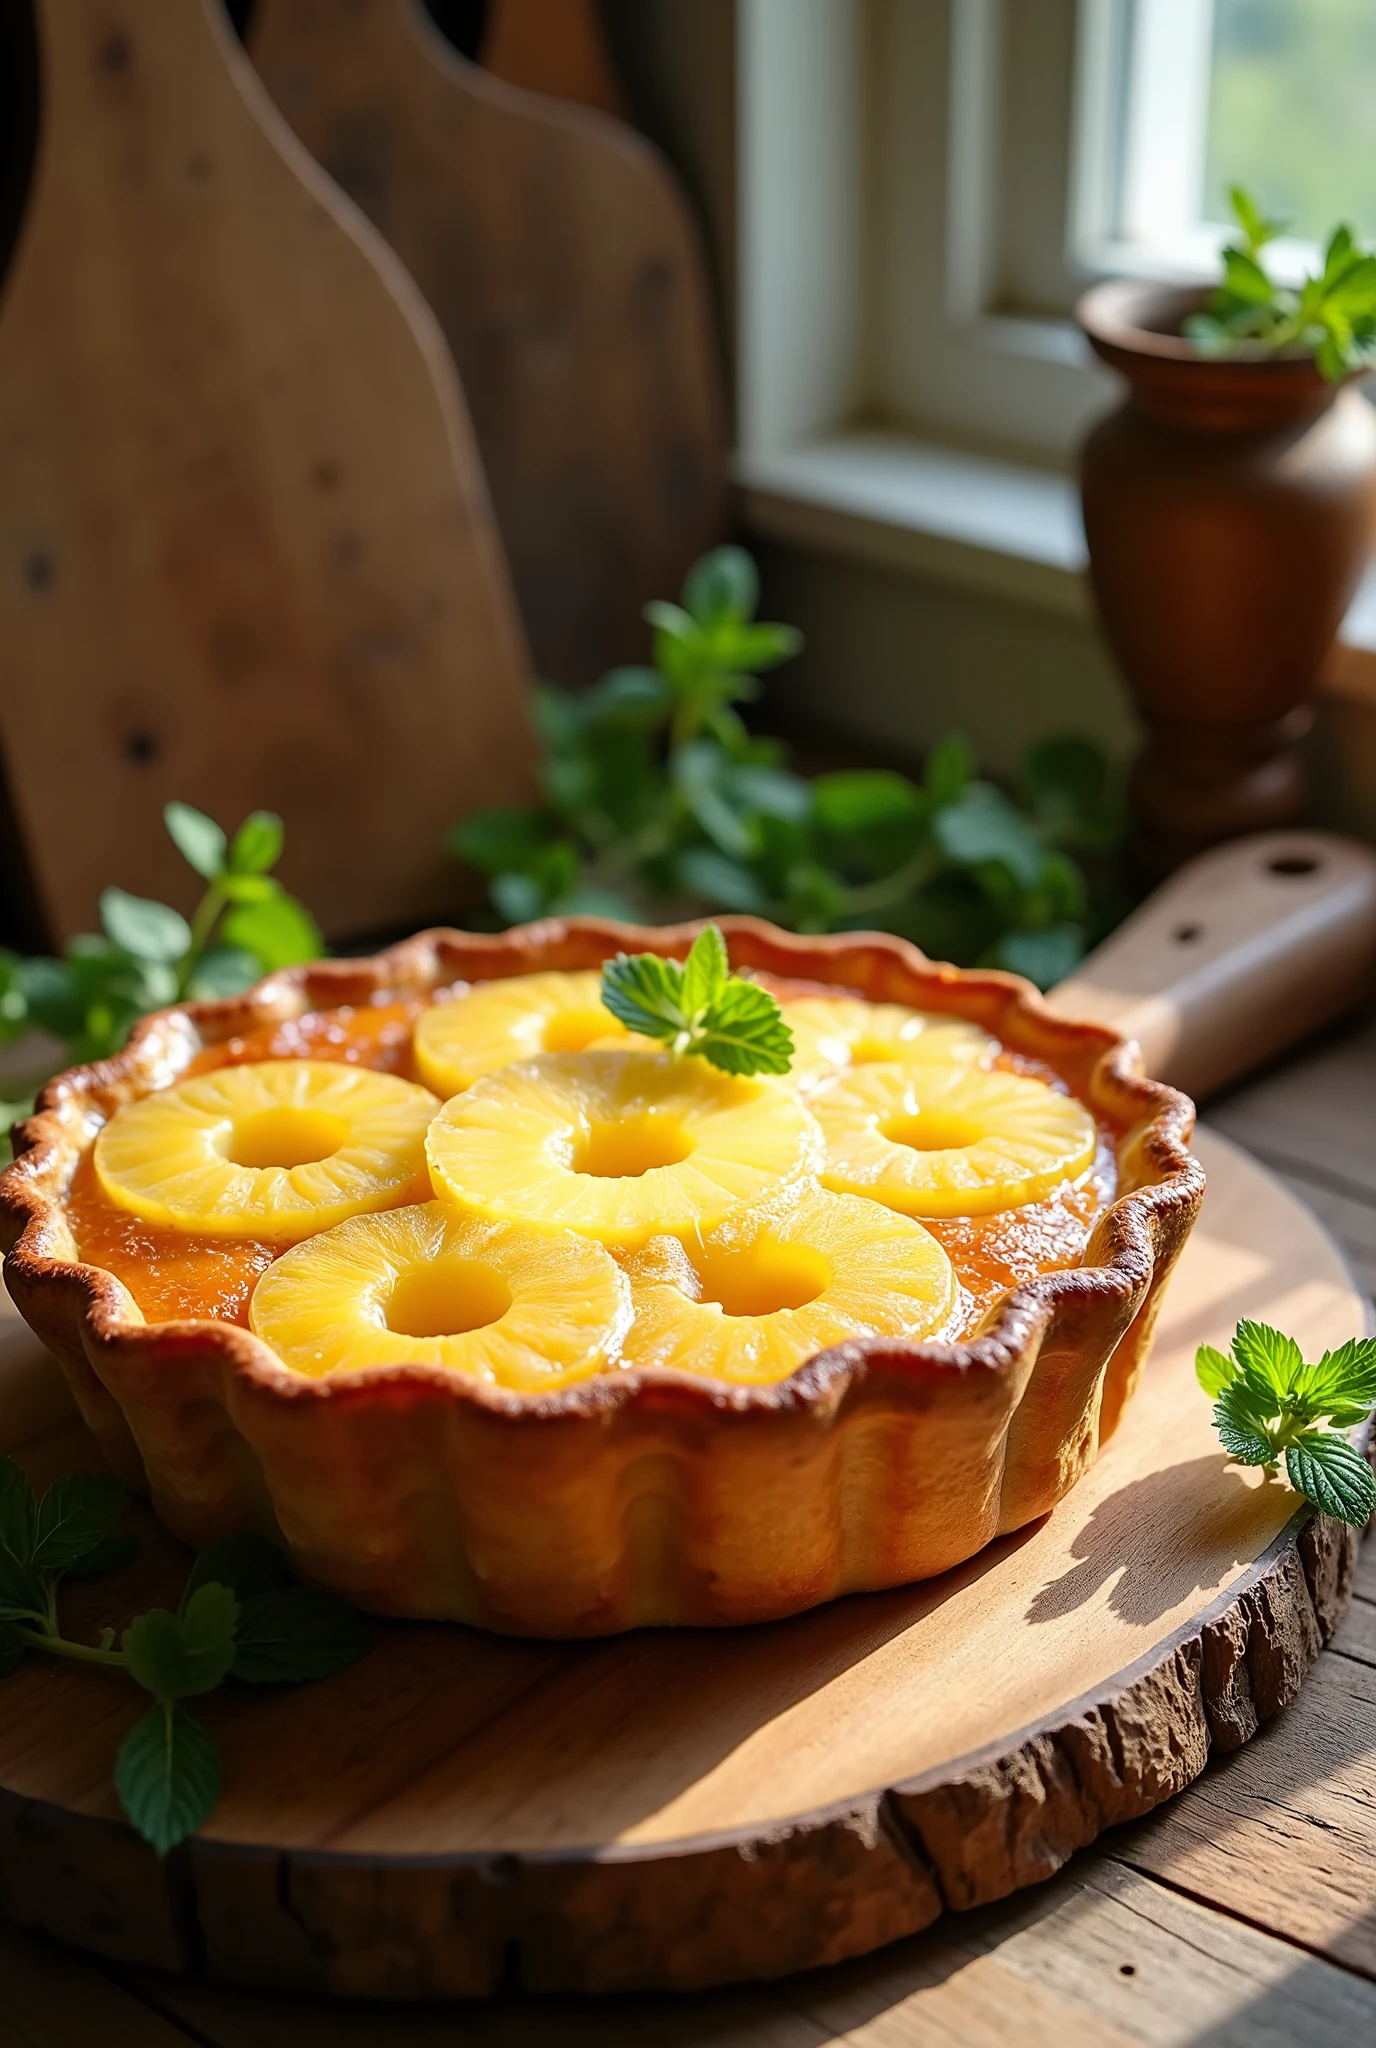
[1172,923,1203,944]
[1267,854,1319,878]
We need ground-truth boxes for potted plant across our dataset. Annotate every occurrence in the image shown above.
[1077,187,1376,875]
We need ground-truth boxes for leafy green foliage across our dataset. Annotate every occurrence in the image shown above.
[114,1704,222,1860]
[1184,184,1376,378]
[1197,1322,1376,1526]
[450,547,1124,990]
[0,803,323,1146]
[601,924,794,1077]
[0,1471,370,1854]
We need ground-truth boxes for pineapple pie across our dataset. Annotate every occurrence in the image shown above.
[6,920,1201,1633]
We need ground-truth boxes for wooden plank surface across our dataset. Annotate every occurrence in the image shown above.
[4,1012,1376,2035]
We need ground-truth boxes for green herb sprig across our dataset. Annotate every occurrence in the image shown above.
[601,924,793,1077]
[0,802,323,1144]
[1198,1321,1376,1526]
[0,1459,369,1854]
[451,546,1125,991]
[1184,184,1376,380]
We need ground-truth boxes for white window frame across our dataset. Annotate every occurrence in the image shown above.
[730,0,1376,670]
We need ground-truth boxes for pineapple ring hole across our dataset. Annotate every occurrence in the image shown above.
[384,1258,513,1340]
[883,1111,985,1154]
[573,1112,694,1179]
[225,1107,350,1171]
[693,1240,830,1318]
[542,1007,617,1054]
[850,1035,907,1066]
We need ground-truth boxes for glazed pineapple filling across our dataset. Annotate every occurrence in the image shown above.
[94,1060,438,1244]
[620,1185,957,1382]
[425,1050,823,1250]
[75,970,1118,1383]
[414,970,635,1096]
[249,1202,630,1390]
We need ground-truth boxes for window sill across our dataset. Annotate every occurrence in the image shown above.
[734,432,1376,707]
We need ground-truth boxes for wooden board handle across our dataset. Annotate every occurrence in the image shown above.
[1045,830,1376,1099]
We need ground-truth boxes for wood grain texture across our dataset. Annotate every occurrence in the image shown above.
[0,0,533,947]
[0,1130,1366,1996]
[249,0,726,689]
[480,0,629,115]
[1046,829,1376,1100]
[111,1856,1376,2044]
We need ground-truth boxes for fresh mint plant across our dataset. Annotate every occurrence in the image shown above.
[451,547,1124,990]
[0,1460,369,1855]
[1198,1320,1376,1526]
[1184,184,1376,380]
[0,802,322,1144]
[601,924,793,1076]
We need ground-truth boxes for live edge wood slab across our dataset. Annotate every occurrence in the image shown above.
[0,1128,1366,1997]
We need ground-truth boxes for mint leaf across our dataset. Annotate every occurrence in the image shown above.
[221,891,322,971]
[812,770,922,836]
[183,1535,295,1610]
[32,1472,125,1573]
[227,810,284,876]
[697,978,795,1077]
[232,1588,371,1684]
[64,1533,139,1578]
[1214,1381,1275,1465]
[1195,1343,1237,1399]
[600,952,687,1040]
[164,803,226,881]
[186,946,262,1000]
[0,1624,26,1677]
[115,1703,221,1856]
[1308,1337,1376,1412]
[1285,1432,1376,1528]
[682,545,758,626]
[1232,1319,1304,1403]
[124,1584,238,1701]
[679,924,729,1021]
[100,889,192,966]
[0,1458,36,1564]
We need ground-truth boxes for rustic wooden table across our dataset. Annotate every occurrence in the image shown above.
[4,1011,1376,2047]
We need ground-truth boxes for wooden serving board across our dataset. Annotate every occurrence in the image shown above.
[248,0,726,689]
[0,0,534,948]
[0,1127,1366,1997]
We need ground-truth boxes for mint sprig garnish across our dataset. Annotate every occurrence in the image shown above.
[600,924,794,1076]
[0,1460,370,1855]
[1198,1321,1376,1527]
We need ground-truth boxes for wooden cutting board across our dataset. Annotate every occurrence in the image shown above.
[0,1127,1365,1995]
[1,833,1375,1993]
[0,0,534,949]
[249,0,727,689]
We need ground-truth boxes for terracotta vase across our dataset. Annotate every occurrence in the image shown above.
[1077,278,1376,877]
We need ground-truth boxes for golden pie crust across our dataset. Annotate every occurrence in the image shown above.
[0,918,1203,1637]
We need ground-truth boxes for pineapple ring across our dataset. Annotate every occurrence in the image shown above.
[426,1049,824,1251]
[813,1061,1097,1217]
[415,971,638,1096]
[782,994,996,1093]
[249,1201,631,1391]
[95,1060,438,1245]
[620,1183,957,1385]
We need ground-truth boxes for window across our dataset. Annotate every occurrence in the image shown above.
[1075,0,1376,285]
[732,0,1376,627]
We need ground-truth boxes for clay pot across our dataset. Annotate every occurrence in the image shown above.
[1077,278,1376,877]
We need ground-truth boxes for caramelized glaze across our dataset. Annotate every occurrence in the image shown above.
[73,985,1120,1338]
